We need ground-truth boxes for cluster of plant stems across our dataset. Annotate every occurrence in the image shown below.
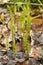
[6,0,31,57]
[0,0,42,58]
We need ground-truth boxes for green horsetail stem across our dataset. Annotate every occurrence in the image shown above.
[7,5,16,54]
[25,2,31,53]
[19,1,31,53]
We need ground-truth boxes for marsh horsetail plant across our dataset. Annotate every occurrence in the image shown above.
[7,0,31,55]
[23,3,31,53]
[19,1,31,53]
[7,5,16,55]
